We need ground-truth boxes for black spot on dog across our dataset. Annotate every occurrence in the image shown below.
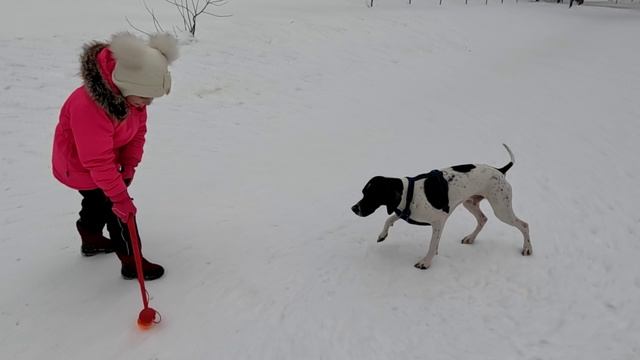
[423,170,450,213]
[451,164,476,173]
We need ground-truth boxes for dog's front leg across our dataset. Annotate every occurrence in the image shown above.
[415,223,444,270]
[377,214,399,243]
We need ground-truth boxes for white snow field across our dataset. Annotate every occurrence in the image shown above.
[1,0,639,359]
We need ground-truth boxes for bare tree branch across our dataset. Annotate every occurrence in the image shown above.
[202,11,232,17]
[126,17,152,36]
[169,0,230,36]
[129,0,231,37]
[143,0,166,32]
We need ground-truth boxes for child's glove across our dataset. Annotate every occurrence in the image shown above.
[111,191,137,222]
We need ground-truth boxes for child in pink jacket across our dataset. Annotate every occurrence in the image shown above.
[52,32,178,280]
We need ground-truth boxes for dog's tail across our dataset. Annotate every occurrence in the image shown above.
[497,143,515,174]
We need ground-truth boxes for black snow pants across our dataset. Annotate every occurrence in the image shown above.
[78,189,137,256]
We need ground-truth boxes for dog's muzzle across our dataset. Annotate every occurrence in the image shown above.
[351,203,371,217]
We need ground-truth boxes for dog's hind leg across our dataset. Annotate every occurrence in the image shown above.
[377,214,399,243]
[461,195,487,245]
[486,187,532,256]
[415,222,445,270]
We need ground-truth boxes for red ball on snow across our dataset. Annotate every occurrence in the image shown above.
[137,307,157,327]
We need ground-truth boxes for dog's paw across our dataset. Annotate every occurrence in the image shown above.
[522,246,532,256]
[377,233,388,243]
[461,235,475,245]
[414,261,431,270]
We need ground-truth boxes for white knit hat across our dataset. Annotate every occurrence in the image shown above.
[110,32,179,98]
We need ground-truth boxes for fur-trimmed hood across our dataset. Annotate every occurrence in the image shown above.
[79,42,129,121]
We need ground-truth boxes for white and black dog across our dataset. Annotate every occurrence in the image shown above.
[351,144,532,270]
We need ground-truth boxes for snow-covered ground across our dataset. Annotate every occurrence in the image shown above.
[2,0,639,359]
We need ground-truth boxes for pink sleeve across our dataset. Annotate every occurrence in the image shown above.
[119,114,147,168]
[70,103,127,199]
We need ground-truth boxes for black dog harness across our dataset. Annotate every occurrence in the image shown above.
[394,172,437,226]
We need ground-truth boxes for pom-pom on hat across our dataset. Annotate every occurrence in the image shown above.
[110,32,179,98]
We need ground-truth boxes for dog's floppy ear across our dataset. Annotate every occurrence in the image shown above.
[386,196,400,214]
[385,179,403,214]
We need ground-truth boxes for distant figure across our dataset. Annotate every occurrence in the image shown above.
[534,0,583,8]
[570,0,584,7]
[52,32,179,280]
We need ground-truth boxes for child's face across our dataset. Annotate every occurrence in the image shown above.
[126,95,153,108]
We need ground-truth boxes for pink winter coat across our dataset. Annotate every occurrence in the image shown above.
[52,42,146,200]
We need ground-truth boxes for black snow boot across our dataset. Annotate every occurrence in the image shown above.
[117,253,165,281]
[77,221,115,256]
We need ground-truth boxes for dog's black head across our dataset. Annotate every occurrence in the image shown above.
[352,176,403,217]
